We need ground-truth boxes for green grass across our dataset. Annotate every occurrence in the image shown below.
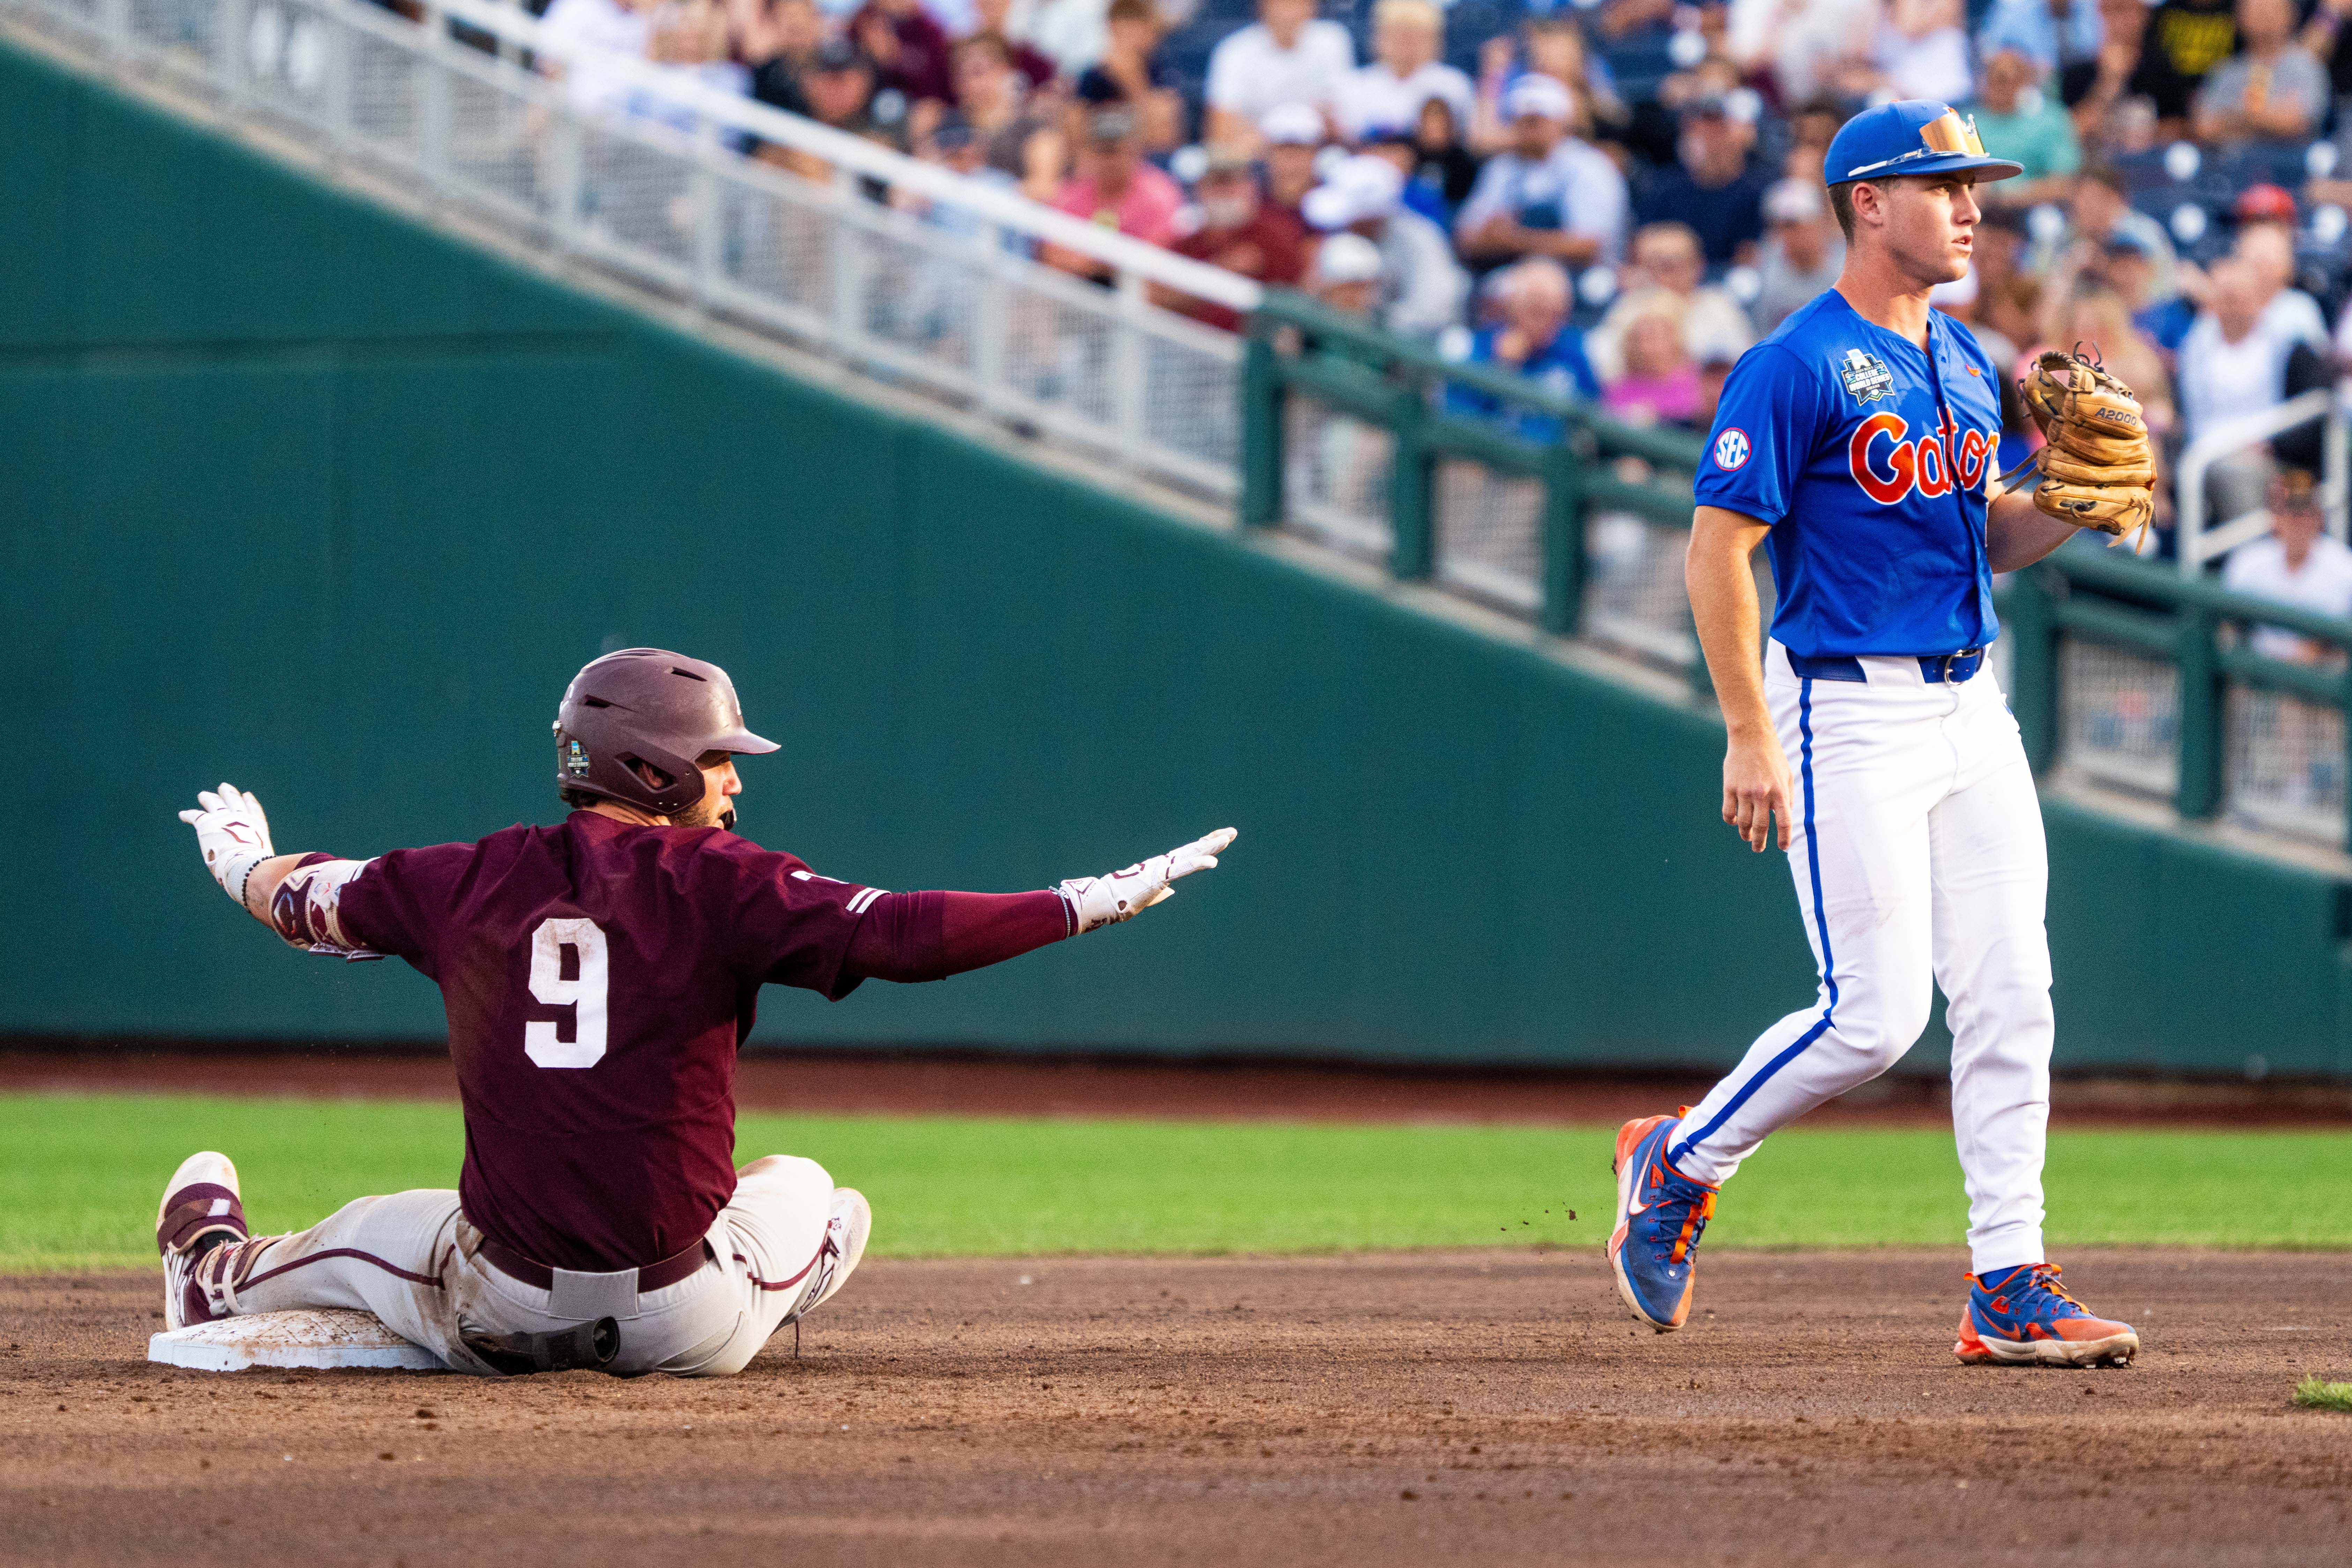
[2294,1375,2352,1412]
[5,1092,2350,1271]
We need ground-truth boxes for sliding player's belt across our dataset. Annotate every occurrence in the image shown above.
[472,1229,711,1294]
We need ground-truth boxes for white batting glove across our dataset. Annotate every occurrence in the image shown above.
[178,783,277,910]
[1059,827,1236,934]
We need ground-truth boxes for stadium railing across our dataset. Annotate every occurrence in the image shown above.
[2006,545,2352,851]
[1244,295,2352,854]
[1241,291,1713,685]
[28,0,2352,859]
[2173,385,2351,576]
[9,0,1257,497]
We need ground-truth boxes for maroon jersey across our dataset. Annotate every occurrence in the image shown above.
[337,811,877,1272]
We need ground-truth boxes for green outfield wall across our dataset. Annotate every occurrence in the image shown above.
[4,39,2346,1076]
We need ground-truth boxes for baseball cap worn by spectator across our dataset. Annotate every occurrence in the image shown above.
[1763,178,1824,225]
[1503,72,1573,127]
[1315,231,1385,284]
[1313,231,1385,316]
[1260,102,1326,147]
[1822,101,2024,187]
[2235,184,2299,224]
[1303,154,1406,230]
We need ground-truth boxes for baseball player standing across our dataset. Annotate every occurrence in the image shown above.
[1608,102,2153,1366]
[164,648,1235,1376]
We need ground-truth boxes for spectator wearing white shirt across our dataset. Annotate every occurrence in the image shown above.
[1453,73,1629,272]
[1303,153,1468,338]
[1874,0,1974,104]
[2178,258,2299,522]
[1205,0,1356,152]
[1331,0,1474,143]
[2224,470,2352,664]
[639,0,750,136]
[539,0,655,123]
[1975,0,2105,74]
[2234,216,2330,351]
[1750,178,1844,334]
[1022,0,1110,78]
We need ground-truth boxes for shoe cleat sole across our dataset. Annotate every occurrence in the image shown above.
[1955,1329,2139,1368]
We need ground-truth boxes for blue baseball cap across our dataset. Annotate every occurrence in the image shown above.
[1824,101,2023,186]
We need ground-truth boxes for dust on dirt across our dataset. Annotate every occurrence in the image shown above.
[6,1250,2348,1567]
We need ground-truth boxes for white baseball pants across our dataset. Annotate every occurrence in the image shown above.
[1669,642,2055,1275]
[206,1154,839,1376]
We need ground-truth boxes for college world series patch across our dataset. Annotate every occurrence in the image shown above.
[1838,348,1895,404]
[1713,427,1750,471]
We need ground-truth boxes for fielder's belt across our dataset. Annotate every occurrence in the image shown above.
[472,1228,713,1295]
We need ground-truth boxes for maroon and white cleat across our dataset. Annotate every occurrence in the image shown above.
[793,1188,871,1322]
[155,1152,248,1331]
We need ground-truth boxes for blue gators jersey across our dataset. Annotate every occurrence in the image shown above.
[1694,290,2003,658]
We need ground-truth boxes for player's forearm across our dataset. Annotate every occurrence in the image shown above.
[240,854,305,923]
[942,891,1072,973]
[1984,490,2079,573]
[1686,507,1775,738]
[842,831,1236,983]
[181,783,388,958]
[841,890,1070,984]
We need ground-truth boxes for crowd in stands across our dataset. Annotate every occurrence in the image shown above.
[505,0,2352,616]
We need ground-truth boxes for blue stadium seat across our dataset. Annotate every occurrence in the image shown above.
[2107,146,2180,193]
[2217,141,2321,196]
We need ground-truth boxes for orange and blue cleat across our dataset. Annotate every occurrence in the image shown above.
[1607,1111,1719,1332]
[1953,1262,2139,1367]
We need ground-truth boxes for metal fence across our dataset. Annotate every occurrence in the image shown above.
[2173,386,2351,576]
[1245,296,2352,855]
[9,0,1255,497]
[1242,291,1709,681]
[28,0,2352,857]
[2007,547,2352,852]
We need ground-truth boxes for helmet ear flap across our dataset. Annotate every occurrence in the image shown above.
[552,728,706,818]
[613,744,707,816]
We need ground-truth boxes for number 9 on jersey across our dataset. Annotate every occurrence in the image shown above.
[524,917,609,1068]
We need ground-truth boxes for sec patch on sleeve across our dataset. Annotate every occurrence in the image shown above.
[1712,428,1751,472]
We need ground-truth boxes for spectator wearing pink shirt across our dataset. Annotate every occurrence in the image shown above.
[1041,107,1184,281]
[1602,297,1700,428]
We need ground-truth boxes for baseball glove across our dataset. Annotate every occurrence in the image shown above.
[2012,348,2156,547]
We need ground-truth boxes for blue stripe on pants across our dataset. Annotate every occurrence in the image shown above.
[1670,677,1840,1167]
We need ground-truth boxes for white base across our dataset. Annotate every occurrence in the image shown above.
[148,1308,444,1372]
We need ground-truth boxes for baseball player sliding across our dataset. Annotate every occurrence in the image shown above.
[165,648,1235,1376]
[1608,102,2153,1366]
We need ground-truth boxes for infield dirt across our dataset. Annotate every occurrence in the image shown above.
[6,1250,2347,1567]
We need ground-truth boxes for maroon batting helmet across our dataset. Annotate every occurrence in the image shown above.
[552,649,779,817]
